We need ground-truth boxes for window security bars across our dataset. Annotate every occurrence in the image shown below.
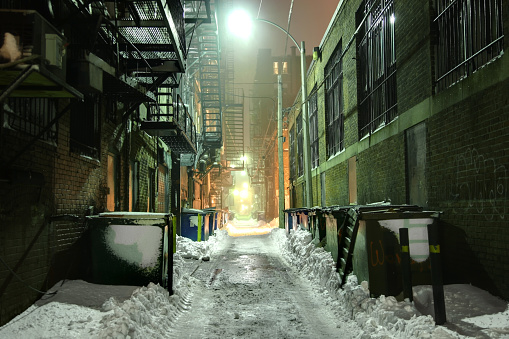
[309,89,319,168]
[5,98,57,144]
[358,0,397,140]
[434,0,504,92]
[297,113,304,177]
[325,41,344,157]
[289,127,296,181]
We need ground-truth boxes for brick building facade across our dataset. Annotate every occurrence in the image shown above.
[0,96,174,324]
[288,0,509,299]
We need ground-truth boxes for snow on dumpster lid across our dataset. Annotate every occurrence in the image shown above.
[98,212,172,219]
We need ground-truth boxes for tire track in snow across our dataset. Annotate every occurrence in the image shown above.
[170,233,344,338]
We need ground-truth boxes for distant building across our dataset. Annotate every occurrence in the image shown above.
[250,47,311,221]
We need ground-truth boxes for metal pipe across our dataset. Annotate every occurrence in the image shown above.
[300,41,312,207]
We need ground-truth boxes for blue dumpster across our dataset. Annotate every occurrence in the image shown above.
[181,208,209,241]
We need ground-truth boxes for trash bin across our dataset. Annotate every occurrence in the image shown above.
[307,207,325,246]
[284,208,304,233]
[202,208,219,236]
[86,212,173,291]
[352,206,439,298]
[181,208,209,242]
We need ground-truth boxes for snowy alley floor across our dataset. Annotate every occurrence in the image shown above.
[1,219,509,338]
[171,232,346,338]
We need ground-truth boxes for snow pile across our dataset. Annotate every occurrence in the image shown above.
[78,233,230,338]
[94,280,193,338]
[177,230,228,259]
[271,227,465,339]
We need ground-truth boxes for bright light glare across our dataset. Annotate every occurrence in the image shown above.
[241,170,247,176]
[390,14,395,24]
[240,156,247,161]
[243,183,248,189]
[240,190,249,198]
[233,189,239,196]
[228,9,252,38]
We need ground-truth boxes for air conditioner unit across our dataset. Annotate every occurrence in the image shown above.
[0,9,67,80]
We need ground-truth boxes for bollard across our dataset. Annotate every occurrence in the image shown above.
[399,228,413,302]
[168,215,174,295]
[427,222,446,324]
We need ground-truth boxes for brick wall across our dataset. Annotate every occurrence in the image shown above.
[324,162,348,206]
[428,78,509,298]
[357,134,406,204]
[0,99,163,325]
[394,0,433,113]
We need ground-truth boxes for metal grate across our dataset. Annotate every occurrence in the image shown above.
[434,0,504,92]
[309,89,319,169]
[325,41,344,156]
[5,98,57,143]
[357,0,397,140]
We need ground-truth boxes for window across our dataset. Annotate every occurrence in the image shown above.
[5,98,57,143]
[273,62,279,75]
[273,61,289,75]
[106,153,119,211]
[147,168,155,212]
[129,161,139,212]
[309,87,319,168]
[357,0,397,140]
[434,0,503,92]
[70,94,100,158]
[325,41,344,156]
[297,113,303,177]
[282,62,288,74]
[289,126,296,180]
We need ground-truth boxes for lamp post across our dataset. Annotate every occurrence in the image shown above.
[228,12,313,229]
[255,20,313,221]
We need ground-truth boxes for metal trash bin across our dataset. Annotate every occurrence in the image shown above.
[86,212,173,292]
[181,208,208,242]
[353,206,440,298]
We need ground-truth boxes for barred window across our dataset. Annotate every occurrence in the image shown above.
[357,0,397,140]
[289,126,296,181]
[309,87,319,168]
[434,0,504,92]
[325,40,344,157]
[70,94,100,159]
[297,113,303,177]
[4,98,57,144]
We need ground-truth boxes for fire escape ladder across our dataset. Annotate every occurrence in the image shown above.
[199,23,222,149]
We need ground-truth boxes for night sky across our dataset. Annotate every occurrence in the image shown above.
[231,0,339,83]
[229,0,339,151]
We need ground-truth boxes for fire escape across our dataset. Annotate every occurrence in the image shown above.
[183,0,224,208]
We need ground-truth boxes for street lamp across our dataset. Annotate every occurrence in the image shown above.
[228,10,313,229]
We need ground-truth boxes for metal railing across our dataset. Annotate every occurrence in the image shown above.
[434,0,504,92]
[174,95,197,146]
[358,0,397,140]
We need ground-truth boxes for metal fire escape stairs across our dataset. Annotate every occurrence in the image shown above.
[335,208,360,286]
[222,0,244,170]
[223,88,244,169]
[182,0,223,208]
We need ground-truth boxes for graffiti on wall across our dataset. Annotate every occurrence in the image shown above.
[431,148,507,220]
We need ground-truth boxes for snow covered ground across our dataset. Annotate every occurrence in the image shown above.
[1,218,508,338]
